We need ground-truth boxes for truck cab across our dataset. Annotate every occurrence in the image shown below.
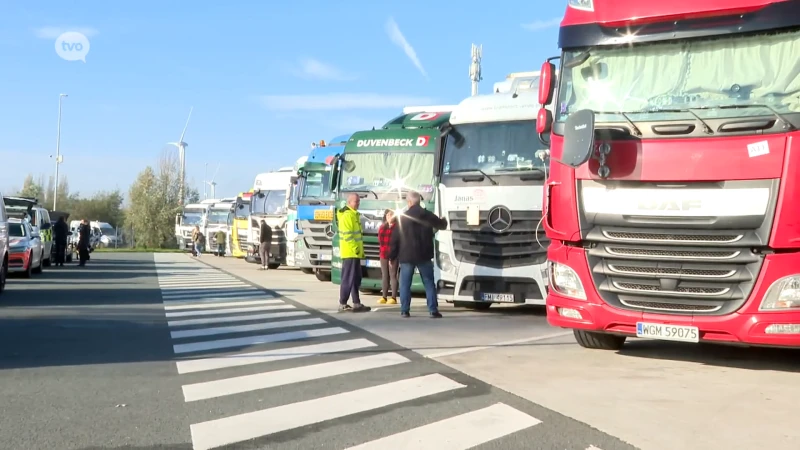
[206,198,235,255]
[539,0,800,350]
[175,200,216,252]
[0,194,8,294]
[246,169,295,268]
[329,108,455,293]
[434,73,552,309]
[231,191,252,258]
[293,135,351,281]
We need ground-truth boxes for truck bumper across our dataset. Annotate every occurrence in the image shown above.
[246,243,286,265]
[435,260,549,306]
[546,242,800,348]
[296,249,333,271]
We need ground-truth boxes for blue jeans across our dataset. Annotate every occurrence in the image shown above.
[399,260,438,314]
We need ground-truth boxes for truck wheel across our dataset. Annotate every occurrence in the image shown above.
[301,268,314,275]
[453,301,492,310]
[573,330,626,350]
[315,271,331,282]
[268,263,280,270]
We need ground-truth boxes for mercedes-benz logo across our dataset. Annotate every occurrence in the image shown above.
[487,206,512,233]
[325,225,335,238]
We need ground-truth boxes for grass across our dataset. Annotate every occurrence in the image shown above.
[93,247,186,253]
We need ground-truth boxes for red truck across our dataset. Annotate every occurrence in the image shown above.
[536,0,800,349]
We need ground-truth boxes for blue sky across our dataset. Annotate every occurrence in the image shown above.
[0,0,564,201]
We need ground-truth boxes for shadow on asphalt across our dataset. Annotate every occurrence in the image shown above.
[615,339,800,372]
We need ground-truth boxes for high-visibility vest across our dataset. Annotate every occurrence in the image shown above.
[336,206,364,259]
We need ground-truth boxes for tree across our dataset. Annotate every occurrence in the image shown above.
[18,174,43,200]
[127,150,189,248]
[68,190,124,226]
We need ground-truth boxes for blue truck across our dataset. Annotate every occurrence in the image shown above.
[292,134,351,281]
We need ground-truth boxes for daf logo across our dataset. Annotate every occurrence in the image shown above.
[487,206,512,233]
[325,225,335,238]
[637,199,702,211]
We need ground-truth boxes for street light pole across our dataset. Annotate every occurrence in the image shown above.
[54,93,68,210]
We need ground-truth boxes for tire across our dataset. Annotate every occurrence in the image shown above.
[573,329,626,350]
[315,270,331,282]
[0,256,7,294]
[43,251,51,267]
[301,268,314,275]
[268,263,280,270]
[24,255,33,278]
[453,301,492,310]
[32,252,43,274]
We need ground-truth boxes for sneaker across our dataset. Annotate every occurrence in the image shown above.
[387,297,397,305]
[378,297,387,304]
[429,311,443,319]
[401,311,410,318]
[338,304,353,312]
[352,303,372,312]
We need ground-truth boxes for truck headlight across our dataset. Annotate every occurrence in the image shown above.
[437,252,455,274]
[548,261,586,300]
[760,275,800,310]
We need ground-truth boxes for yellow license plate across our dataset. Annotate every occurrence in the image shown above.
[314,209,333,221]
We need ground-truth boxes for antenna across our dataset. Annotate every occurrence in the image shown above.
[470,44,483,96]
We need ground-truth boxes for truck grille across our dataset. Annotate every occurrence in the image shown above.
[299,220,333,250]
[363,239,380,260]
[448,209,548,269]
[586,227,764,316]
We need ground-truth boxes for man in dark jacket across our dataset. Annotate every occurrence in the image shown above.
[77,219,91,266]
[259,220,272,270]
[53,217,69,266]
[389,191,448,318]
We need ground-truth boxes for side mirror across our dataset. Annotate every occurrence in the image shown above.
[328,155,340,193]
[537,108,553,134]
[559,109,596,168]
[434,125,450,177]
[342,160,356,173]
[538,61,557,105]
[238,204,244,210]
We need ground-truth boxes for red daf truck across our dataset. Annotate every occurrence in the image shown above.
[536,0,800,350]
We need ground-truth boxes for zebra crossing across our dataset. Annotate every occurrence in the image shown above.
[154,254,627,450]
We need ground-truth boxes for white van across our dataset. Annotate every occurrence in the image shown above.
[0,194,8,294]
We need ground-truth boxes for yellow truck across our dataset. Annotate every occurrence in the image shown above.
[230,190,252,258]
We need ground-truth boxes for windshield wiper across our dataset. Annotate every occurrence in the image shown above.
[445,168,498,185]
[494,167,545,173]
[592,111,642,136]
[714,104,797,131]
[648,107,714,134]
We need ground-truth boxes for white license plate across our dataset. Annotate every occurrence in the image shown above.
[480,293,515,303]
[320,254,332,261]
[365,260,381,268]
[636,322,699,343]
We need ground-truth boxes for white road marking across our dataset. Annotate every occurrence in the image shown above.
[160,283,248,290]
[182,352,409,401]
[163,298,282,310]
[424,331,573,359]
[164,304,293,318]
[345,403,541,450]
[161,289,263,300]
[168,311,309,327]
[173,327,349,354]
[587,446,603,450]
[170,317,327,339]
[190,374,466,450]
[176,338,377,374]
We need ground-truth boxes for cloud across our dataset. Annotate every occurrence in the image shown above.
[33,26,99,39]
[259,93,436,111]
[287,58,356,81]
[521,17,561,31]
[385,17,427,78]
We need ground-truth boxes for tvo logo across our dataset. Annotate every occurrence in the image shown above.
[55,32,90,62]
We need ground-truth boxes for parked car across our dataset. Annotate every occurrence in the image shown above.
[0,194,8,294]
[7,218,44,278]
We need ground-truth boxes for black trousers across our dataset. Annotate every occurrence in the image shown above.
[55,242,67,264]
[78,243,89,264]
[339,258,362,305]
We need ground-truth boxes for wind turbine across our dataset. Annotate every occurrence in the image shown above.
[204,163,220,199]
[168,107,193,205]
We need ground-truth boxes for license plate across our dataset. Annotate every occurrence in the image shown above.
[314,209,333,221]
[480,293,515,303]
[320,254,332,261]
[365,260,381,268]
[636,322,699,343]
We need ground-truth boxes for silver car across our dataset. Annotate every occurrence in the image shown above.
[7,218,44,277]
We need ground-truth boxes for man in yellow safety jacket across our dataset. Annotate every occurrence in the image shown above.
[336,193,371,312]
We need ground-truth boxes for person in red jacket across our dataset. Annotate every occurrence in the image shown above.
[377,209,399,305]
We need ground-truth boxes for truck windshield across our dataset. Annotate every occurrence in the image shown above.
[442,121,548,176]
[207,210,230,225]
[182,209,204,226]
[234,200,249,219]
[556,28,800,126]
[251,190,287,215]
[340,152,435,200]
[301,171,332,198]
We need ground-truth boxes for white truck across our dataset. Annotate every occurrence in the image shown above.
[90,221,120,247]
[433,72,552,309]
[175,199,218,252]
[285,156,307,268]
[246,168,297,268]
[206,198,235,255]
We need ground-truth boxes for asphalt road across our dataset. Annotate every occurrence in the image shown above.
[0,252,637,450]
